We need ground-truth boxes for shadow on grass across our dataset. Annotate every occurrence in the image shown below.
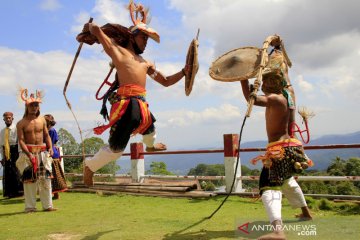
[163,229,235,240]
[0,211,27,217]
[162,217,235,240]
[162,197,264,239]
[0,197,24,205]
[0,198,26,217]
[80,229,119,240]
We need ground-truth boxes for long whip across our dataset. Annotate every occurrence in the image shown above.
[63,17,93,164]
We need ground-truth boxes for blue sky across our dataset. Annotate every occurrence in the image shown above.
[1,0,360,151]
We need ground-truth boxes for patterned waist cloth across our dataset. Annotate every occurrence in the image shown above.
[251,138,314,168]
[94,84,152,135]
[27,144,47,153]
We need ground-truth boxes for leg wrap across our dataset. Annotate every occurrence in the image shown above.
[142,131,156,148]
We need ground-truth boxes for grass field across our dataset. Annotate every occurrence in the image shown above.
[1,192,360,240]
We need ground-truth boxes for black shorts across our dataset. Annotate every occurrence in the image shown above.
[108,97,155,152]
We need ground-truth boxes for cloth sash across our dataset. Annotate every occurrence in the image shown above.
[27,145,47,174]
[4,128,10,160]
[250,138,314,168]
[94,84,152,135]
[16,144,51,176]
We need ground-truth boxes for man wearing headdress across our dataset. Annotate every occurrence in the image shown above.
[78,1,189,186]
[16,90,56,212]
[0,112,23,198]
[240,51,313,239]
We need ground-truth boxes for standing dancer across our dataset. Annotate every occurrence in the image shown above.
[16,89,56,212]
[240,50,313,239]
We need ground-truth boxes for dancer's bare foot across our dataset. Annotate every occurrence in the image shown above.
[295,213,313,221]
[44,207,58,212]
[146,143,167,152]
[83,166,94,187]
[257,230,286,240]
[25,208,37,213]
[296,206,312,221]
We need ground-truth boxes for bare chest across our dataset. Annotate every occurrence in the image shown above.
[23,119,43,135]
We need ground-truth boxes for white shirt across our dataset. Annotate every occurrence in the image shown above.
[0,123,18,157]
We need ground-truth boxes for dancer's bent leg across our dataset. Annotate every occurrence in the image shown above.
[84,146,123,186]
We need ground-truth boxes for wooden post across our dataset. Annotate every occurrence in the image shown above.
[130,142,145,183]
[223,134,243,193]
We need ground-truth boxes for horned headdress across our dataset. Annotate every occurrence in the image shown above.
[19,88,44,105]
[127,0,160,43]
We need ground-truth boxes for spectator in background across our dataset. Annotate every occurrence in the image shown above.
[44,114,67,199]
[0,112,23,198]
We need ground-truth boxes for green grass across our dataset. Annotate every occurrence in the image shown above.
[1,192,360,240]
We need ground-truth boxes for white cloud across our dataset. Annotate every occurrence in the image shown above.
[296,75,314,93]
[39,0,62,11]
[92,0,130,24]
[71,0,131,34]
[157,103,242,128]
[0,47,110,94]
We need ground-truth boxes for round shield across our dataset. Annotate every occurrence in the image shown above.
[209,47,264,82]
[185,39,199,96]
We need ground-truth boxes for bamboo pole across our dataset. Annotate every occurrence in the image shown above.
[246,35,280,117]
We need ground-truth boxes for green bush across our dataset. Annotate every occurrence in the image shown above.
[200,181,216,191]
[318,198,333,210]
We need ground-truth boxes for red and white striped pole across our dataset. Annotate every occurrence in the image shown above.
[223,134,243,193]
[130,142,145,183]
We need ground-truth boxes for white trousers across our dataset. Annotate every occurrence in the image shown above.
[85,146,123,172]
[86,132,156,172]
[261,177,307,223]
[23,179,53,211]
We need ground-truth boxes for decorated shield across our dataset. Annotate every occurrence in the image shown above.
[209,47,264,82]
[185,30,200,96]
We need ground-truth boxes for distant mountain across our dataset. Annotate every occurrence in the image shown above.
[304,131,360,170]
[118,131,360,175]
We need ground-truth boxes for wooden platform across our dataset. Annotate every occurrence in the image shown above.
[70,180,216,198]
